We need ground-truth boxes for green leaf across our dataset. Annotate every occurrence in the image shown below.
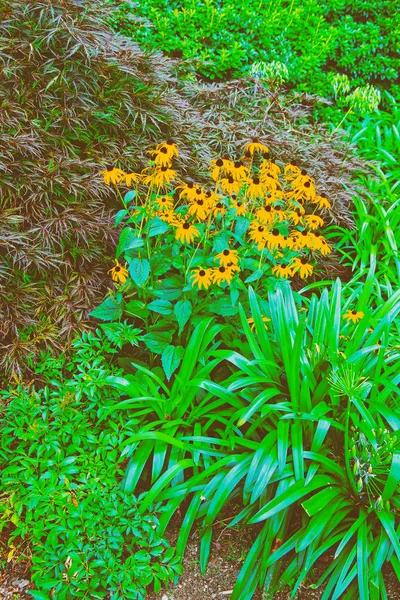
[174,299,192,333]
[115,209,128,226]
[117,227,143,255]
[89,294,123,321]
[146,217,169,238]
[209,298,239,316]
[129,258,150,285]
[143,331,173,354]
[148,299,173,315]
[244,269,264,283]
[162,345,183,380]
[124,190,136,202]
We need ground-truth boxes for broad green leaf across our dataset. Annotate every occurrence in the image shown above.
[129,257,150,285]
[89,294,123,321]
[117,227,143,255]
[143,331,173,354]
[162,345,184,380]
[148,299,173,315]
[174,299,192,333]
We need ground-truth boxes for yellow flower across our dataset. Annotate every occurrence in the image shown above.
[246,176,266,199]
[260,174,281,193]
[288,209,305,226]
[210,157,234,181]
[304,214,324,230]
[212,265,234,285]
[291,257,314,279]
[266,228,286,250]
[289,173,316,201]
[271,205,288,222]
[125,172,141,186]
[245,139,269,155]
[143,166,177,187]
[155,140,179,159]
[101,166,126,185]
[191,267,213,290]
[231,197,247,216]
[177,182,200,202]
[283,161,301,181]
[175,222,200,244]
[249,222,268,247]
[158,210,181,225]
[314,195,331,209]
[108,259,129,283]
[220,176,241,196]
[260,158,281,180]
[343,309,365,323]
[230,161,249,181]
[272,264,293,279]
[247,315,271,330]
[213,201,227,217]
[152,148,173,167]
[310,233,332,255]
[215,248,239,267]
[255,205,275,225]
[155,196,174,210]
[292,230,313,250]
[188,198,211,221]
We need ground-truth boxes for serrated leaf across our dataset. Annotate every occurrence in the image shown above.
[148,299,173,315]
[143,331,173,354]
[129,258,150,286]
[209,298,239,316]
[162,345,183,380]
[116,227,143,256]
[146,217,170,238]
[89,294,123,321]
[174,299,192,333]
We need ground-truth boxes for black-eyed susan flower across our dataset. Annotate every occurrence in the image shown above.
[210,157,234,181]
[249,222,269,248]
[215,248,239,267]
[213,201,227,217]
[155,140,179,159]
[343,309,365,323]
[272,205,288,222]
[288,208,305,225]
[283,160,301,180]
[101,166,126,185]
[149,146,173,167]
[188,198,210,221]
[292,229,313,249]
[255,204,274,224]
[260,174,281,193]
[247,315,271,330]
[175,221,200,244]
[108,259,129,283]
[304,214,324,230]
[221,176,241,196]
[291,257,314,279]
[155,196,174,210]
[246,176,266,199]
[158,210,181,226]
[245,139,269,155]
[231,198,247,216]
[125,172,141,186]
[260,159,281,180]
[266,228,286,250]
[212,265,234,286]
[177,182,199,202]
[143,166,177,187]
[314,195,331,209]
[310,232,332,255]
[191,267,213,290]
[272,264,293,279]
[230,161,249,181]
[289,176,316,202]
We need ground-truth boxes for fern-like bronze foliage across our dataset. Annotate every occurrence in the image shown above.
[0,0,366,380]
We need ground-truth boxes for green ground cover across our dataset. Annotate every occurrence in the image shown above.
[0,0,399,599]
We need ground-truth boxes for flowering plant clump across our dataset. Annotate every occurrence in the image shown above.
[92,140,335,375]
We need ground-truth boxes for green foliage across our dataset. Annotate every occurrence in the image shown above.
[108,0,399,98]
[108,282,400,598]
[0,333,181,599]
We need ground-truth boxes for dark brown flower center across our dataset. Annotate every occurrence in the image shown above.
[161,166,168,172]
[115,266,121,272]
[252,137,259,143]
[216,202,223,208]
[183,223,190,230]
[301,231,308,237]
[237,202,242,207]
[228,176,234,184]
[314,232,321,238]
[301,169,307,176]
[258,226,264,232]
[272,228,279,236]
[206,191,211,197]
[216,159,223,167]
[219,266,226,273]
[106,164,114,171]
[196,188,202,195]
[167,139,174,145]
[234,161,242,168]
[304,181,311,188]
[160,147,168,154]
[199,270,206,276]
[197,199,204,206]
[264,205,272,212]
[352,310,357,315]
[301,258,308,265]
[187,182,194,189]
[223,249,230,256]
[275,205,282,211]
[244,150,251,158]
[263,152,269,159]
[253,177,260,185]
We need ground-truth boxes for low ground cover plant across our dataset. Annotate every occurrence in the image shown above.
[108,0,399,100]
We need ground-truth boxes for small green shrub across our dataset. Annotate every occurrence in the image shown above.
[0,334,181,599]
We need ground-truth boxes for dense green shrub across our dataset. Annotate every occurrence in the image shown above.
[0,0,366,381]
[108,0,399,98]
[0,333,181,599]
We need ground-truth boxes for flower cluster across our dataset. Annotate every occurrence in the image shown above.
[101,139,333,289]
